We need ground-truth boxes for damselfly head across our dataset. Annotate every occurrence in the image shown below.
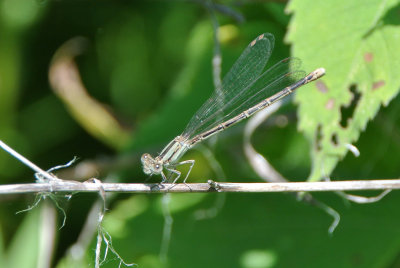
[141,153,163,175]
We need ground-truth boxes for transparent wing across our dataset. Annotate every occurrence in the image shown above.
[182,33,306,139]
[184,58,305,138]
[182,33,274,137]
[220,67,306,127]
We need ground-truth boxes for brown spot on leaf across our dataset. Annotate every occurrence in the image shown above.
[316,80,328,93]
[372,80,385,90]
[325,98,335,110]
[316,124,323,151]
[331,133,339,146]
[364,53,373,62]
[340,84,360,128]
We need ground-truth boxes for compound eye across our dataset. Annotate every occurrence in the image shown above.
[141,154,151,163]
[154,163,164,172]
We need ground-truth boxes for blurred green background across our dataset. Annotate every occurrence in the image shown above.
[1,0,400,267]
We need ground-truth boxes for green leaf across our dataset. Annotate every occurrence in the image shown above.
[287,0,400,181]
[5,209,39,268]
[0,227,4,268]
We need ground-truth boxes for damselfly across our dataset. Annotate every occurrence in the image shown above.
[141,33,325,183]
